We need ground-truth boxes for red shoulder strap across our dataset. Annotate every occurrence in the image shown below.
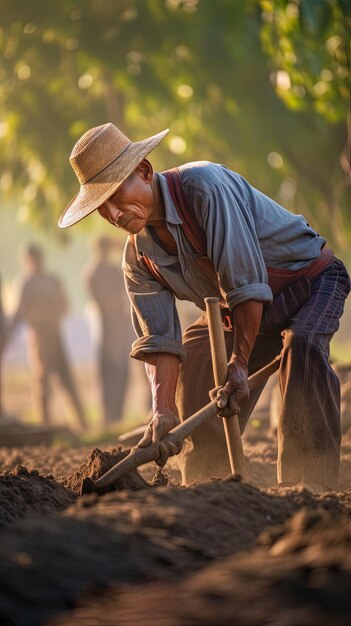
[129,235,171,290]
[162,168,207,256]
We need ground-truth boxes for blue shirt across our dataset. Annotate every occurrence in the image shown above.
[123,161,325,361]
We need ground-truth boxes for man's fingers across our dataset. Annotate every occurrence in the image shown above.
[218,404,239,418]
[215,386,242,416]
[155,442,169,467]
[155,439,183,467]
[216,387,229,409]
[137,425,153,448]
[168,440,182,456]
[137,435,152,448]
[209,385,222,401]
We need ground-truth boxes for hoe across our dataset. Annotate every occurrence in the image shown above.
[81,298,281,496]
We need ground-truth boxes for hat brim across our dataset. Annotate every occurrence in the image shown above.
[58,128,169,228]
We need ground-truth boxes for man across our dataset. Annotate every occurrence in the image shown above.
[59,122,350,492]
[83,235,132,425]
[7,244,87,428]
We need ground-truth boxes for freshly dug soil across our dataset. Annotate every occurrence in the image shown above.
[0,465,76,529]
[60,446,150,494]
[1,425,351,490]
[0,428,350,625]
[0,443,180,489]
[0,478,350,626]
[0,447,151,530]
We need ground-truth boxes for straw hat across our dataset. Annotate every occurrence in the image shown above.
[58,123,169,228]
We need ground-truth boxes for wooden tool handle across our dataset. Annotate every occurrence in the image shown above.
[205,297,248,480]
[205,297,228,387]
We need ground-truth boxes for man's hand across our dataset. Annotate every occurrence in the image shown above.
[210,360,249,417]
[209,300,263,417]
[137,412,182,466]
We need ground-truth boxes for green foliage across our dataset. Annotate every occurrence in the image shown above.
[300,0,333,36]
[259,0,351,247]
[260,0,350,123]
[0,0,350,251]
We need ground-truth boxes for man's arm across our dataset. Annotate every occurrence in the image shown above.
[123,237,186,362]
[214,299,263,415]
[137,353,181,458]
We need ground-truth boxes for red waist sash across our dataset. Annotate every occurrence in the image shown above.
[267,246,334,294]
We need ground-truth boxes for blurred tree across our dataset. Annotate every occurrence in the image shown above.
[0,0,349,250]
[260,0,351,246]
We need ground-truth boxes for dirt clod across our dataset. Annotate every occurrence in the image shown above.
[149,466,169,487]
[60,446,150,494]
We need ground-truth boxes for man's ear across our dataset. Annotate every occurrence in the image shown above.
[136,159,154,183]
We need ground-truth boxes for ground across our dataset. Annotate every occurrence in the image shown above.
[0,422,351,626]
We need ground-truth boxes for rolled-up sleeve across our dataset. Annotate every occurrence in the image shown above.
[122,239,186,361]
[189,172,273,309]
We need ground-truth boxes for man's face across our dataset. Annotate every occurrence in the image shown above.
[98,162,153,235]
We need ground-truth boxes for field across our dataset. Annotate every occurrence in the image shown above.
[1,417,351,626]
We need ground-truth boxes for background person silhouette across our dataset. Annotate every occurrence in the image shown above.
[83,236,132,425]
[6,243,87,429]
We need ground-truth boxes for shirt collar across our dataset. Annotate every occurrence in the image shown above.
[156,172,183,225]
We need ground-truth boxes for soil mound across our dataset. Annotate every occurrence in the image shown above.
[0,465,76,528]
[1,479,350,626]
[60,446,150,494]
[176,507,351,626]
[0,447,151,529]
[49,506,351,626]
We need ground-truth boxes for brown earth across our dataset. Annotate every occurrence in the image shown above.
[0,426,350,626]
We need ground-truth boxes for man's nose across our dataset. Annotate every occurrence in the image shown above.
[105,201,123,222]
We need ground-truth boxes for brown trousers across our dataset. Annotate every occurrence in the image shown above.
[176,258,350,488]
